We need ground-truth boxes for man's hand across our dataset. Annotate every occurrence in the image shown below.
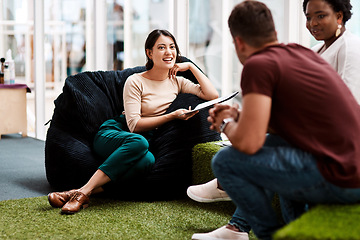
[208,103,241,132]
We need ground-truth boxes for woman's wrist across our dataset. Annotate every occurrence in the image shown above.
[167,112,177,121]
[188,62,195,72]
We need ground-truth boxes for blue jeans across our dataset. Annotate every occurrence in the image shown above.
[212,134,360,240]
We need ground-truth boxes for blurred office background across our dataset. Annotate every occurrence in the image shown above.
[0,0,359,140]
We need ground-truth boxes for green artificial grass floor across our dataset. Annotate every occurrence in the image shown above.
[0,196,259,239]
[274,204,360,240]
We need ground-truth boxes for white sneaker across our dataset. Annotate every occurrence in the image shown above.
[187,178,231,203]
[192,226,249,240]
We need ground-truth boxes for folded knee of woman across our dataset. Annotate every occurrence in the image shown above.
[124,134,149,152]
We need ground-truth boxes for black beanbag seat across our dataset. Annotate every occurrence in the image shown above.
[45,57,221,200]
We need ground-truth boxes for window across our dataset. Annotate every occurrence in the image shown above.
[1,0,360,139]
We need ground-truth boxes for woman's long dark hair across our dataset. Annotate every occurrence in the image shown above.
[303,0,353,24]
[144,29,181,70]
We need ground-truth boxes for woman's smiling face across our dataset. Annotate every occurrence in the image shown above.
[147,35,177,70]
[305,0,342,45]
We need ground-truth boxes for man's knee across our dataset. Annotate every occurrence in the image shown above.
[211,147,232,175]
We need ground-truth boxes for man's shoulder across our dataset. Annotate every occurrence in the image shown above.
[244,42,328,78]
[283,43,317,54]
[272,43,320,61]
[251,43,313,59]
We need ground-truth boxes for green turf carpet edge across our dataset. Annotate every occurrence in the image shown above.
[273,204,360,240]
[0,196,239,240]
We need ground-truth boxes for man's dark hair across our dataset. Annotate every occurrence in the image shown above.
[228,0,277,48]
[144,29,181,70]
[303,0,353,24]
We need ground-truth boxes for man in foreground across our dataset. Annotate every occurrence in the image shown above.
[193,1,360,240]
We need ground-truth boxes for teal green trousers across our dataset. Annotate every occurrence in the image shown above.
[93,115,155,182]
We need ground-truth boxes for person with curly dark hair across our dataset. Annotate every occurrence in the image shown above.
[304,0,360,103]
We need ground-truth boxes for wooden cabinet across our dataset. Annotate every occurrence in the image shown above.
[0,84,29,139]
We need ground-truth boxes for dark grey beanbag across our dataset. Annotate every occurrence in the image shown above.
[45,57,220,200]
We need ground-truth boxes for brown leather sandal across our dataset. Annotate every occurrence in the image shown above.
[48,189,78,208]
[61,192,90,215]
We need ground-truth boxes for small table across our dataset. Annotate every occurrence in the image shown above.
[0,84,31,139]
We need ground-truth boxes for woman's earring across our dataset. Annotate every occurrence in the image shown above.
[335,24,342,37]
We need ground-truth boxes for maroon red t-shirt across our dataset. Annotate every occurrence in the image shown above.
[241,43,360,188]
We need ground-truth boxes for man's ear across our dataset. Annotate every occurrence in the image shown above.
[234,36,245,50]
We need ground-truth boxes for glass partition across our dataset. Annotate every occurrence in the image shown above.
[124,0,170,68]
[188,0,286,103]
[107,0,124,70]
[2,0,360,138]
[348,0,360,37]
[189,0,223,94]
[0,0,83,137]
